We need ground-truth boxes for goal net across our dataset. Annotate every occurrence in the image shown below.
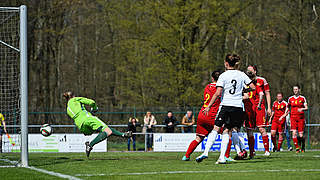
[0,6,28,167]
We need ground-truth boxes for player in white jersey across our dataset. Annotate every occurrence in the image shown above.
[196,54,255,164]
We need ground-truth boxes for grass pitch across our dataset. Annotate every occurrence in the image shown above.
[1,151,320,180]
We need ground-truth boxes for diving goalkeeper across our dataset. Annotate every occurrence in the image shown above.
[63,91,132,157]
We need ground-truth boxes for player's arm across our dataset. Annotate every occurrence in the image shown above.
[280,105,289,121]
[299,103,308,112]
[265,91,272,116]
[203,87,222,115]
[77,97,98,111]
[257,91,264,110]
[269,111,274,124]
[243,92,249,100]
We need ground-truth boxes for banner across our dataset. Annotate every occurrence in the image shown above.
[1,134,107,153]
[154,133,273,152]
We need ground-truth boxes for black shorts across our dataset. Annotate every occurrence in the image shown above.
[0,126,3,135]
[215,106,244,130]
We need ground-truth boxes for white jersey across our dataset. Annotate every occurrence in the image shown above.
[216,70,252,108]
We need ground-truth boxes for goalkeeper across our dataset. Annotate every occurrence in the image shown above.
[63,91,131,157]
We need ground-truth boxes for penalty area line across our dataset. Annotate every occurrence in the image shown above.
[27,166,82,180]
[75,169,320,177]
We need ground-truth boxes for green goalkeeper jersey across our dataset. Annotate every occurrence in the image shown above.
[66,97,98,128]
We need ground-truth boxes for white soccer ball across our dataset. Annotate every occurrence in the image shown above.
[40,124,52,137]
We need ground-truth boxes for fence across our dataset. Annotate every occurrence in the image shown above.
[3,107,319,150]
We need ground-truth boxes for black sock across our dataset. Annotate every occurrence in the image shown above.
[297,136,301,147]
[301,137,305,150]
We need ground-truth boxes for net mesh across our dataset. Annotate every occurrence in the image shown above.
[0,7,21,153]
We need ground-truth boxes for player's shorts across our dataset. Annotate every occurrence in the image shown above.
[244,106,256,129]
[79,115,108,135]
[271,117,286,132]
[0,126,3,135]
[290,114,305,133]
[256,106,267,128]
[215,106,243,130]
[196,109,216,137]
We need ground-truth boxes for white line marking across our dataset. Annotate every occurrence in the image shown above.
[0,165,16,168]
[75,169,320,177]
[0,158,19,165]
[27,166,82,180]
[0,158,81,180]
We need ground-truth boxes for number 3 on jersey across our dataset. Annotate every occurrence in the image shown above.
[204,93,210,107]
[229,79,237,95]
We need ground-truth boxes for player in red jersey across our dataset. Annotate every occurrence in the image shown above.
[288,85,308,153]
[247,65,271,156]
[243,71,264,158]
[182,71,221,161]
[269,92,288,152]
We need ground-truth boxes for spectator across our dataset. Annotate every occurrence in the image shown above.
[143,111,157,151]
[0,113,7,153]
[181,110,195,133]
[127,117,141,151]
[163,111,178,133]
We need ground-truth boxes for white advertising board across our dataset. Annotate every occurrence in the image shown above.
[2,134,107,153]
[154,133,273,152]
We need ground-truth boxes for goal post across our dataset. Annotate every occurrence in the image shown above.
[0,5,28,167]
[20,5,28,168]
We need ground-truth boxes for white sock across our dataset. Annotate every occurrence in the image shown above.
[203,130,218,156]
[238,132,246,151]
[219,133,230,160]
[232,132,241,155]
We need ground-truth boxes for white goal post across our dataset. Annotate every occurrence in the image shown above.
[0,5,28,167]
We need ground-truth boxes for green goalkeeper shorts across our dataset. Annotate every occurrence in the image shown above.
[79,116,108,135]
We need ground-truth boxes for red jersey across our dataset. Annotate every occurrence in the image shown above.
[202,83,221,113]
[272,100,288,118]
[288,95,307,116]
[243,84,264,109]
[256,76,270,107]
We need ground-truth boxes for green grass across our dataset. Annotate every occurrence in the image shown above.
[1,151,320,180]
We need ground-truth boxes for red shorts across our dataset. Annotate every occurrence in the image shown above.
[256,106,267,127]
[196,110,216,137]
[290,115,305,133]
[244,106,256,129]
[271,117,286,132]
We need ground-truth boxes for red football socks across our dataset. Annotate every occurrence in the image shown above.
[225,138,232,158]
[271,135,277,148]
[248,135,255,156]
[185,140,200,158]
[293,137,300,149]
[277,138,283,151]
[262,135,270,152]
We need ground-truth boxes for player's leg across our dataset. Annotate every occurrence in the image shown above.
[196,126,221,162]
[270,119,278,152]
[247,129,255,158]
[298,117,305,152]
[291,117,300,152]
[184,112,211,161]
[196,107,225,162]
[277,120,285,151]
[256,108,270,155]
[216,128,230,164]
[183,135,204,161]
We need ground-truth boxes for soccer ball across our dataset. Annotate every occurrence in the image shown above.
[40,124,52,137]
